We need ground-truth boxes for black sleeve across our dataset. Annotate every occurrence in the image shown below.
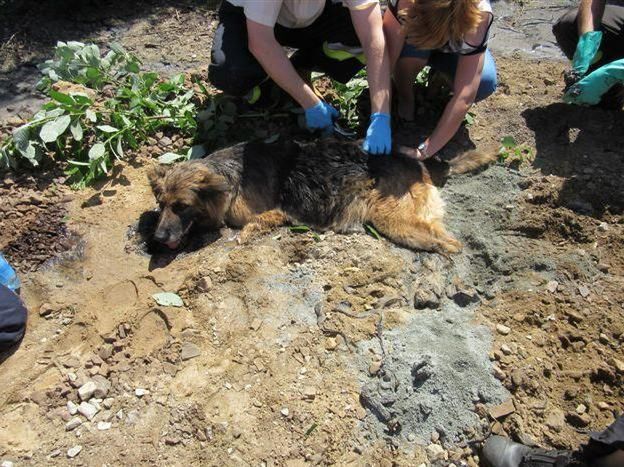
[0,284,27,352]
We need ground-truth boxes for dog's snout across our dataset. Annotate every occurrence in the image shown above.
[153,228,169,243]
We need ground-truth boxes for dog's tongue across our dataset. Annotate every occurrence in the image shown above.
[165,240,180,250]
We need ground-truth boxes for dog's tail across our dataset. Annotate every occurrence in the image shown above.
[447,148,498,175]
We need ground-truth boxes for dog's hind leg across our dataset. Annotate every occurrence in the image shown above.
[366,186,462,254]
[238,209,290,244]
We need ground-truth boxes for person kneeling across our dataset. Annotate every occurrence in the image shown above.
[383,0,497,160]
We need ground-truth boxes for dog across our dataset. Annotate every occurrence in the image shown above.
[147,138,495,253]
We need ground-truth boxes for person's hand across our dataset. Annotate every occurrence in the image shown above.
[363,113,391,155]
[572,31,603,76]
[304,101,339,134]
[564,58,624,106]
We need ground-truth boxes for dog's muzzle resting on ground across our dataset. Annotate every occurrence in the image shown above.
[148,138,492,253]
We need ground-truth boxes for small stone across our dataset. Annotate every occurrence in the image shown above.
[599,333,610,344]
[280,407,290,417]
[426,444,447,461]
[500,344,513,356]
[49,450,61,458]
[324,337,338,351]
[567,411,591,427]
[1,461,14,467]
[92,375,111,398]
[180,342,201,361]
[197,276,212,292]
[576,404,587,414]
[97,421,112,431]
[546,281,558,293]
[102,398,114,409]
[597,222,608,232]
[67,400,79,415]
[489,399,515,419]
[78,381,97,401]
[77,402,98,420]
[135,388,148,397]
[302,386,316,400]
[597,402,610,410]
[496,324,511,336]
[545,408,565,432]
[407,433,416,442]
[158,136,173,147]
[578,285,590,298]
[369,360,382,376]
[67,445,82,458]
[39,303,54,317]
[65,417,83,431]
[612,358,624,374]
[250,318,262,331]
[492,365,506,381]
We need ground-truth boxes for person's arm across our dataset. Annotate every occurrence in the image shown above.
[246,19,320,109]
[419,52,485,158]
[382,3,407,70]
[578,0,606,34]
[350,3,391,114]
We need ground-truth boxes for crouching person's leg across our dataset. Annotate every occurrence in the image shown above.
[208,1,268,98]
[0,284,27,360]
[475,49,497,102]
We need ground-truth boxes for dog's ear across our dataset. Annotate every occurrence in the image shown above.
[147,165,169,198]
[194,168,230,196]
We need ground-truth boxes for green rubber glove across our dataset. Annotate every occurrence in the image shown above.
[564,58,624,105]
[572,31,603,76]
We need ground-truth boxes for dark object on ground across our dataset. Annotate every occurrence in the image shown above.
[146,139,496,253]
[482,416,624,467]
[0,284,27,357]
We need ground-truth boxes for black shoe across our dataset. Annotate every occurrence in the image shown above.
[482,436,586,467]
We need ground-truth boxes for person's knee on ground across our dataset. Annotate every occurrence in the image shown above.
[475,50,497,102]
[0,284,28,355]
[553,8,581,60]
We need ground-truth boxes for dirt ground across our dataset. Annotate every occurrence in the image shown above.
[1,1,623,466]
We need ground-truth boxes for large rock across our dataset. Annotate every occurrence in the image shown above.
[92,376,111,398]
[78,381,97,401]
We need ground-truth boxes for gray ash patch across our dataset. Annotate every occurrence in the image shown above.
[357,306,508,444]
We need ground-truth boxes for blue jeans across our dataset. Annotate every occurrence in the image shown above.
[400,46,497,102]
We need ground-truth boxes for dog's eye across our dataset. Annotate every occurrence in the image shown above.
[172,202,190,212]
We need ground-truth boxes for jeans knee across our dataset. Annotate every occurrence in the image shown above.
[476,57,497,102]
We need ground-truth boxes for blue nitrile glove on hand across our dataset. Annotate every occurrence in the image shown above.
[572,31,603,76]
[363,112,391,155]
[564,58,624,106]
[304,101,339,134]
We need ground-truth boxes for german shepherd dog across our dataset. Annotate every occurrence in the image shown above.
[147,138,493,253]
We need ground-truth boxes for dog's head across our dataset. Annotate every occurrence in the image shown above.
[147,162,230,249]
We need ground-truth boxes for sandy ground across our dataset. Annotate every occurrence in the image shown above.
[1,1,623,466]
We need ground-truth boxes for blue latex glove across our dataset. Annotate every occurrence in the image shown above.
[304,101,339,133]
[564,58,624,105]
[363,113,391,155]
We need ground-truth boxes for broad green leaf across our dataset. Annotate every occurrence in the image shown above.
[86,109,97,122]
[501,136,517,149]
[97,125,119,133]
[88,143,106,160]
[70,120,83,141]
[158,152,184,164]
[187,145,206,160]
[50,90,75,105]
[116,138,124,158]
[68,160,90,167]
[46,108,66,118]
[72,93,93,105]
[12,124,31,153]
[289,225,311,233]
[152,292,184,307]
[40,115,71,143]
